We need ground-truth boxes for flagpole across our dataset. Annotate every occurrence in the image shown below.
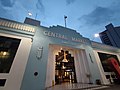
[64,15,67,27]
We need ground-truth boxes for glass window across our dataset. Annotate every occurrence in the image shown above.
[98,52,120,72]
[0,36,21,73]
[106,75,110,79]
[0,79,6,86]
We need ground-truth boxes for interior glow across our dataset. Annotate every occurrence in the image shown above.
[3,52,7,56]
[62,53,68,62]
[62,64,66,69]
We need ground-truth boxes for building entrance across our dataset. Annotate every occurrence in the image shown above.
[55,50,77,84]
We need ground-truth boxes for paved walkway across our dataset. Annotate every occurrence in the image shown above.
[99,85,120,90]
[46,83,109,90]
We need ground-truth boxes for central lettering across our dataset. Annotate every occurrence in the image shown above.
[44,31,68,40]
[44,31,87,43]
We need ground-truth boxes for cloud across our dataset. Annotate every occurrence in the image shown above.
[79,7,114,26]
[0,0,16,20]
[0,0,27,21]
[36,0,45,13]
[0,0,16,7]
[0,7,14,19]
[79,1,120,27]
[66,0,76,5]
[77,1,120,41]
[0,0,45,21]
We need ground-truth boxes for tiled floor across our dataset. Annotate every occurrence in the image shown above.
[46,83,109,90]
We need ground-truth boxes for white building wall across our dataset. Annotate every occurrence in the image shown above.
[74,50,90,83]
[0,33,32,90]
[45,45,55,87]
[93,49,120,84]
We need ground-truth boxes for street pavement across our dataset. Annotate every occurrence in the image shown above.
[98,85,120,90]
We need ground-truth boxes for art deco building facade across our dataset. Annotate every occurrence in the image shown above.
[0,18,120,90]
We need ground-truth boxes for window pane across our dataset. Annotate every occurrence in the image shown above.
[0,79,6,86]
[98,52,120,72]
[0,36,21,73]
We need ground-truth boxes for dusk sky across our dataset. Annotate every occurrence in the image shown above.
[0,0,120,42]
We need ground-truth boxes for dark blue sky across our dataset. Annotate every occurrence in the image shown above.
[0,0,120,42]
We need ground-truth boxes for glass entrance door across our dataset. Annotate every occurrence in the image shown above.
[55,50,77,84]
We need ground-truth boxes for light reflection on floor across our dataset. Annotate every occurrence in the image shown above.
[46,83,109,90]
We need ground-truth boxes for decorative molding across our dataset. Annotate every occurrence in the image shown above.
[36,47,43,59]
[0,19,35,33]
[91,42,120,52]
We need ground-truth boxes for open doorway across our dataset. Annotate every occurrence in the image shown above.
[55,50,77,84]
[46,44,90,87]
